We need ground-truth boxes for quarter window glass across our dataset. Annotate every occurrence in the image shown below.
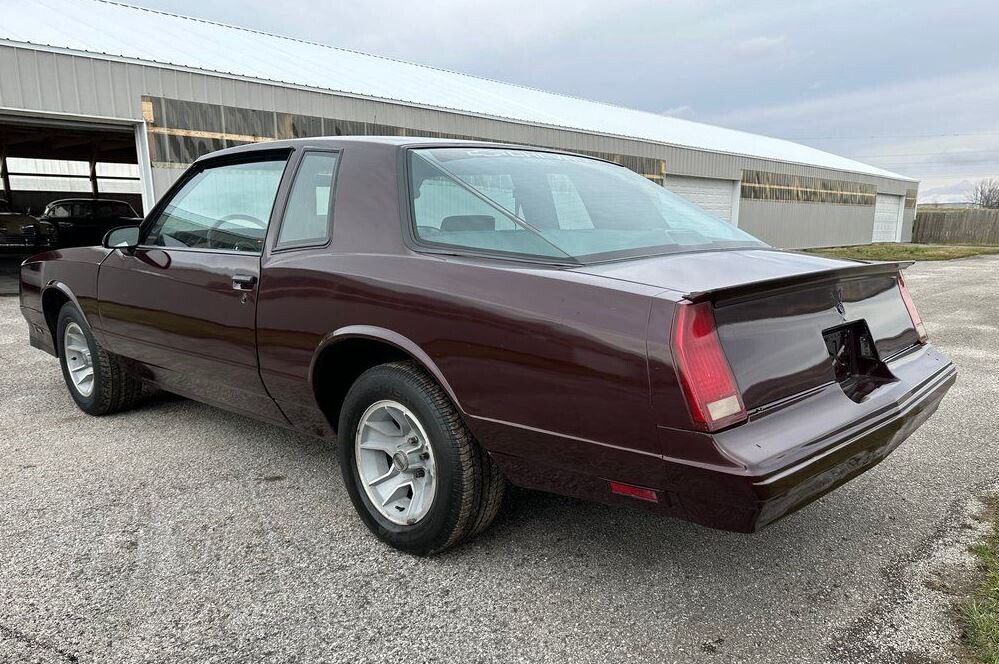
[276,152,338,247]
[145,159,286,253]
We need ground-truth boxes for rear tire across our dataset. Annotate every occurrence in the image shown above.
[57,302,143,416]
[337,361,505,555]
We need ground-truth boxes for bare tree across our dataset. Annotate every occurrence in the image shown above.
[972,178,999,209]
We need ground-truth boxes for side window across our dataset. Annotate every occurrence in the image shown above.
[115,203,137,217]
[275,152,338,248]
[47,204,70,218]
[145,158,286,253]
[96,202,132,218]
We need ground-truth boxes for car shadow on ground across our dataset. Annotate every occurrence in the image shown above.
[130,385,899,584]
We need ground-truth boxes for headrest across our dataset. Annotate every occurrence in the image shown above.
[440,215,495,232]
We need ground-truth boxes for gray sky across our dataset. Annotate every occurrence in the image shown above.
[130,0,999,201]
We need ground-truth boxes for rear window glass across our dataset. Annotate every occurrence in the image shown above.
[408,148,766,263]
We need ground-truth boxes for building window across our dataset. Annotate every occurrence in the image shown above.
[741,170,876,206]
[141,96,668,185]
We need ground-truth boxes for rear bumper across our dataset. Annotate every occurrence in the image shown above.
[669,344,956,532]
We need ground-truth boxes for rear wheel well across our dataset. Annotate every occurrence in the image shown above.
[313,338,411,433]
[41,287,71,353]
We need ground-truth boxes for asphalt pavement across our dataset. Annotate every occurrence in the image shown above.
[1,255,997,663]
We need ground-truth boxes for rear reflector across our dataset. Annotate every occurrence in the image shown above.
[672,301,747,431]
[897,273,928,343]
[608,481,659,502]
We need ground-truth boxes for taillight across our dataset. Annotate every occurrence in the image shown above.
[671,301,747,431]
[897,273,928,343]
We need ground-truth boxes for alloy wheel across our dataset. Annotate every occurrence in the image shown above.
[63,321,95,397]
[354,399,437,525]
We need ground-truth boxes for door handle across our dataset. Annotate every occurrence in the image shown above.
[232,274,258,291]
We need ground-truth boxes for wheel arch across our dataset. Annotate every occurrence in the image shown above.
[309,325,463,434]
[40,281,85,355]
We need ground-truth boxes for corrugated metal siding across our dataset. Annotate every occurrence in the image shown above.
[739,200,876,249]
[150,166,184,197]
[901,208,915,243]
[0,44,917,248]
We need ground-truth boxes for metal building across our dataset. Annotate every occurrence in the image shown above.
[0,0,917,248]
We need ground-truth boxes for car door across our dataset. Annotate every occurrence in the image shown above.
[97,150,293,423]
[255,149,341,434]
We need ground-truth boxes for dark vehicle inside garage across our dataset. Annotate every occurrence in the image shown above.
[0,117,144,294]
[36,198,141,249]
[0,197,39,250]
[0,118,142,252]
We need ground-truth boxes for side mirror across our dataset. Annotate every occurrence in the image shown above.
[102,225,140,251]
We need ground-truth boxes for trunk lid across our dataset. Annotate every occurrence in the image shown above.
[575,249,923,410]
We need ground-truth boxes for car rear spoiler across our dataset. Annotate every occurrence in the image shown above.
[683,260,914,305]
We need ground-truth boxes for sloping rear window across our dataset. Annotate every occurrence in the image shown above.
[408,148,766,263]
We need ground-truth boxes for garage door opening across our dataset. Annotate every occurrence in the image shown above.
[1,117,144,256]
[872,193,904,243]
[1,118,141,212]
[663,175,739,224]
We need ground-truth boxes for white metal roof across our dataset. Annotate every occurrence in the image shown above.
[1,0,913,182]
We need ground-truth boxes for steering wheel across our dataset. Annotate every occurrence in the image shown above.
[207,214,267,250]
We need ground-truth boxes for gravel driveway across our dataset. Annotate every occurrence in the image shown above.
[1,255,996,663]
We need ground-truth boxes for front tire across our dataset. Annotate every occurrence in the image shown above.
[57,302,142,416]
[337,361,505,555]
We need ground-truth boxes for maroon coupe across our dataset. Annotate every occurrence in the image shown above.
[18,137,956,555]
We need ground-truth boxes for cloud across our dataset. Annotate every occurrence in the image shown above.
[918,179,976,204]
[704,66,999,187]
[731,35,786,57]
[661,105,696,119]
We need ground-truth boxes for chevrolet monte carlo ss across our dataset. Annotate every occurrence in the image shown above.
[19,137,956,555]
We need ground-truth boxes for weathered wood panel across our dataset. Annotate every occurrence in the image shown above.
[914,209,999,245]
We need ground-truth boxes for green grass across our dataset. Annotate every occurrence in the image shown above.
[964,501,999,663]
[805,243,999,262]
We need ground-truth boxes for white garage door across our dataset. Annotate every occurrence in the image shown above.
[663,176,736,222]
[872,194,904,243]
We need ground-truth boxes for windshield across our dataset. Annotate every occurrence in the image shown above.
[407,147,766,263]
